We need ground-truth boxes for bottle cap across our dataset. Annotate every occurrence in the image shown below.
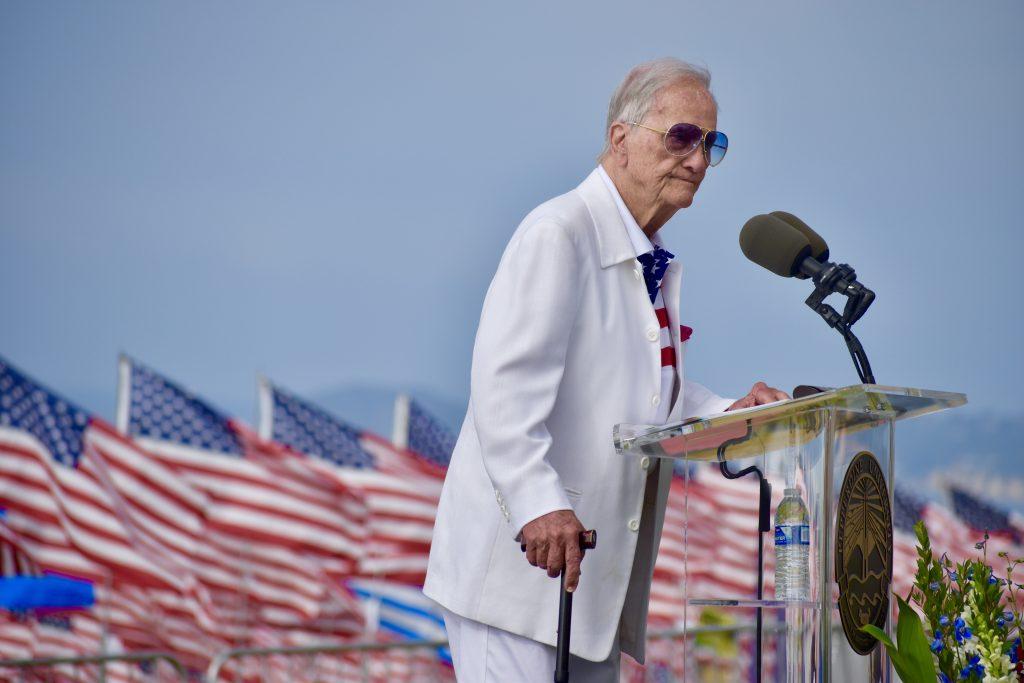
[784,488,801,496]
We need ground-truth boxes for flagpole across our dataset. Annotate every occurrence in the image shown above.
[256,374,273,440]
[114,355,131,435]
[392,393,410,449]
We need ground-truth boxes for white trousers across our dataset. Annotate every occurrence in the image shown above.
[442,609,620,682]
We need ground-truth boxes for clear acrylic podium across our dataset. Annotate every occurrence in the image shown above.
[614,385,966,682]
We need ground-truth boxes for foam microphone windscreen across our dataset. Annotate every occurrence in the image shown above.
[739,214,813,278]
[770,211,829,262]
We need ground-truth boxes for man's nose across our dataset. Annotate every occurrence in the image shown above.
[681,145,708,173]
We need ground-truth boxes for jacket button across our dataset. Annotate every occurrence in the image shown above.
[628,519,639,532]
[646,327,659,342]
[651,394,661,407]
[640,456,651,470]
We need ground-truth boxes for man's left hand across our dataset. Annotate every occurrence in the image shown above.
[725,381,790,411]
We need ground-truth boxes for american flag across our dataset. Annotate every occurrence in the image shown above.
[123,358,366,567]
[894,486,1024,583]
[260,382,455,676]
[8,350,1021,681]
[405,398,456,469]
[950,486,1023,546]
[1,519,44,580]
[892,487,927,597]
[118,359,367,651]
[892,486,1024,613]
[260,380,445,584]
[0,356,222,675]
[0,356,196,594]
[0,520,95,614]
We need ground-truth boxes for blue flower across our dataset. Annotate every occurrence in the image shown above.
[997,617,1006,628]
[929,581,940,591]
[953,617,972,644]
[930,638,944,653]
[959,654,984,679]
[1003,611,1014,623]
[949,571,959,582]
[938,674,951,683]
[940,615,950,627]
[988,575,998,585]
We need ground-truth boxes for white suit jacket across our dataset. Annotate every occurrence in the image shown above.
[423,168,732,663]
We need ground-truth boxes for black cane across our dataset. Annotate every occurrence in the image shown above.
[520,529,597,683]
[555,530,597,683]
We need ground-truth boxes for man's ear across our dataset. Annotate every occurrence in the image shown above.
[607,121,630,166]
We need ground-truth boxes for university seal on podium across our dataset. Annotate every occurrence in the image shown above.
[834,451,893,655]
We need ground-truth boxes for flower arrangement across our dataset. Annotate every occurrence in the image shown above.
[863,521,1023,682]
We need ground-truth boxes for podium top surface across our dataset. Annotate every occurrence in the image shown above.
[613,384,966,462]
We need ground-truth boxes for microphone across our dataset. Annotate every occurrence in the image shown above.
[739,214,814,278]
[739,212,877,384]
[739,214,871,309]
[770,210,828,262]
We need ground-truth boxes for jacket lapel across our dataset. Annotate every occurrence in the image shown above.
[577,169,664,403]
[576,169,637,270]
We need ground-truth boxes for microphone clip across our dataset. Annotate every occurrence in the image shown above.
[803,260,875,327]
[804,263,876,384]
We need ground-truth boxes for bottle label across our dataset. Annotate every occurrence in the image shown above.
[774,524,810,546]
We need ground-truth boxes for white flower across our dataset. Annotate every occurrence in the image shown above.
[981,674,1015,683]
[976,638,1014,679]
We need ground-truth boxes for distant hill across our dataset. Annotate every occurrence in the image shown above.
[311,383,1024,515]
[897,410,1024,514]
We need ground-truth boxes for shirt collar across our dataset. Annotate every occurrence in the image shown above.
[596,165,665,257]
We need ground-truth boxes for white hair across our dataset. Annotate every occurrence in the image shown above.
[599,58,716,160]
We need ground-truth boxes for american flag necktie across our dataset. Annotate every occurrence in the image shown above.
[636,247,675,304]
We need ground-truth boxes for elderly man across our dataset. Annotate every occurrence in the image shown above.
[424,58,787,681]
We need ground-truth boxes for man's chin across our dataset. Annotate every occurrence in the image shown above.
[671,192,696,209]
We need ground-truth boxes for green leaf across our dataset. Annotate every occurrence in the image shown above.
[859,596,941,683]
[914,520,927,547]
[860,624,895,650]
[895,595,939,682]
[860,624,917,682]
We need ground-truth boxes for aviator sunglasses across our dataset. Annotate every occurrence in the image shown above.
[629,121,729,167]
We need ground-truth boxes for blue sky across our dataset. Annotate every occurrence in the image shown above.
[2,1,1022,432]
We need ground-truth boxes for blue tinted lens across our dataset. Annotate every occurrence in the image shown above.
[706,131,728,166]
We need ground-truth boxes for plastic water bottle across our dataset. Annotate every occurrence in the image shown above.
[775,488,810,601]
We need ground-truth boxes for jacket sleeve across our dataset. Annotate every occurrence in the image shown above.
[469,218,582,537]
[682,379,734,419]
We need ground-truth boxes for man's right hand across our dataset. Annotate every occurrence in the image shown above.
[519,509,588,592]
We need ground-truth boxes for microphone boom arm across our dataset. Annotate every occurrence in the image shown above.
[804,269,876,384]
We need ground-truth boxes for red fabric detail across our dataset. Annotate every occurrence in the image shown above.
[660,346,676,367]
[679,325,693,342]
[655,308,669,327]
